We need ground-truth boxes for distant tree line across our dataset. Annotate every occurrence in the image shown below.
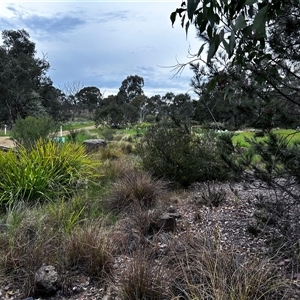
[1,28,299,130]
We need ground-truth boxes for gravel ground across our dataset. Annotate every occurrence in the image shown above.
[1,180,299,300]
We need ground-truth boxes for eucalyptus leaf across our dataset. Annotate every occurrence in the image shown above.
[253,5,268,37]
[245,0,257,4]
[170,11,177,27]
[235,14,247,30]
[197,43,206,57]
[229,30,235,54]
[185,20,190,37]
[187,0,200,21]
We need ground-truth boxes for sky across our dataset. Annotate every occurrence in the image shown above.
[0,0,202,98]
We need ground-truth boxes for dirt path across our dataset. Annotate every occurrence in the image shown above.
[0,125,97,149]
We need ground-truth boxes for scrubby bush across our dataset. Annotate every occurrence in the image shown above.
[99,127,115,141]
[11,116,56,149]
[0,139,96,210]
[137,125,234,187]
[236,132,300,262]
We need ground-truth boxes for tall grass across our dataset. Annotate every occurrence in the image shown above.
[0,139,97,210]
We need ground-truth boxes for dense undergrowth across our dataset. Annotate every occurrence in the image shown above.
[0,118,299,299]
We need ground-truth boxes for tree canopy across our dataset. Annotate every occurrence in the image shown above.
[171,0,300,128]
[0,29,52,126]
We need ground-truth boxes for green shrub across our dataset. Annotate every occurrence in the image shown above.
[100,128,115,141]
[11,116,56,149]
[0,139,96,210]
[66,128,98,144]
[137,126,233,187]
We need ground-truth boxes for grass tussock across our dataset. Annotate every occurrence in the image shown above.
[0,207,64,297]
[65,219,114,278]
[168,231,288,300]
[117,250,171,300]
[0,139,97,210]
[104,169,168,214]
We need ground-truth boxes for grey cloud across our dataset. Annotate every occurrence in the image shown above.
[24,15,86,36]
[93,10,131,24]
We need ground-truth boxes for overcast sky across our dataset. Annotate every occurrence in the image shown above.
[0,1,201,98]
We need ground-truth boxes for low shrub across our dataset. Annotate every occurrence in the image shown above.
[99,128,115,141]
[196,181,228,208]
[0,139,96,210]
[11,116,56,150]
[137,125,234,187]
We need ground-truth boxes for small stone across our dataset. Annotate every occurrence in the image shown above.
[34,265,59,296]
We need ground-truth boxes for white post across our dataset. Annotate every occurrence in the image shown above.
[60,126,62,137]
[4,124,7,135]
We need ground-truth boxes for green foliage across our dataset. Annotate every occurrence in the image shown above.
[117,75,144,104]
[99,127,115,141]
[137,125,233,187]
[171,0,295,64]
[0,139,96,210]
[0,29,51,126]
[66,128,97,144]
[47,197,85,234]
[12,116,56,149]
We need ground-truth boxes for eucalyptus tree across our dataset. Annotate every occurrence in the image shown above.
[75,86,102,118]
[170,0,300,125]
[0,29,50,127]
[116,75,144,105]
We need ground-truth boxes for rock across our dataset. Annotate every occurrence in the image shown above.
[0,146,11,152]
[0,223,8,233]
[34,265,59,296]
[156,212,181,233]
[83,139,107,153]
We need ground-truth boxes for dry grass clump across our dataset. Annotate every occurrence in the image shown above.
[117,250,172,300]
[196,180,228,208]
[0,207,64,297]
[168,231,288,300]
[118,140,136,154]
[65,218,114,278]
[95,144,124,160]
[110,208,164,254]
[98,156,139,184]
[104,169,168,214]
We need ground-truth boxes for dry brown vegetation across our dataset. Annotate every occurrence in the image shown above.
[0,132,299,299]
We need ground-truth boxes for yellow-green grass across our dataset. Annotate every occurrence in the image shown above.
[59,121,95,131]
[232,129,300,148]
